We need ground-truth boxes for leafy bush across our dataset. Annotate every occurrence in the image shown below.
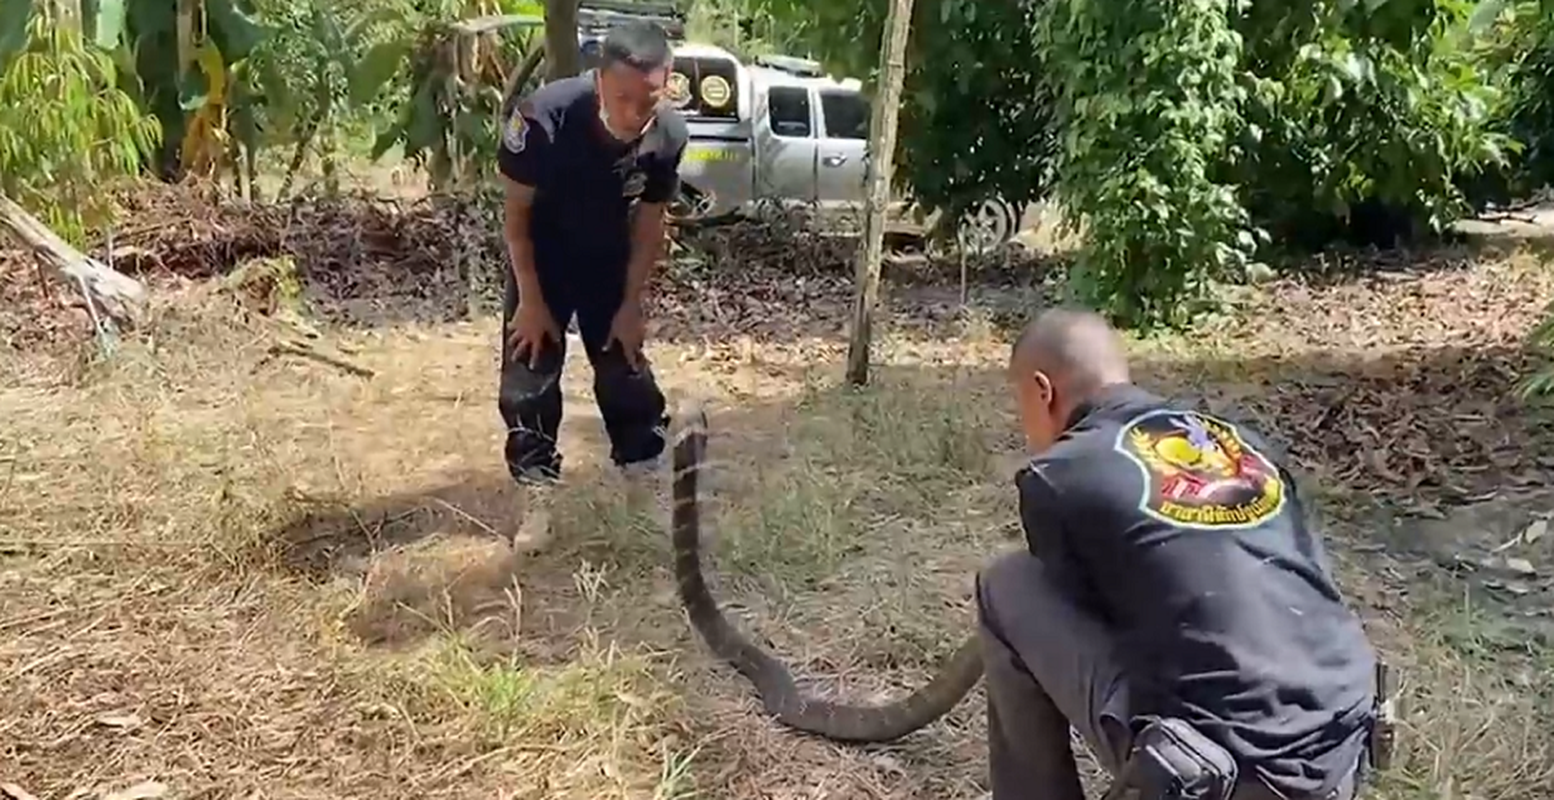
[1474,0,1554,202]
[1035,0,1254,327]
[751,0,1517,326]
[1232,0,1514,251]
[0,12,160,243]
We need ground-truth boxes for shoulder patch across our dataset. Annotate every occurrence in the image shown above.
[1113,409,1286,530]
[622,170,648,197]
[502,109,530,153]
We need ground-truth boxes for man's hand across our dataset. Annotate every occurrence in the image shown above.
[507,296,560,369]
[605,298,646,370]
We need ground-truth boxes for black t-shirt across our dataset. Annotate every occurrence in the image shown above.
[496,73,688,270]
[1018,383,1376,798]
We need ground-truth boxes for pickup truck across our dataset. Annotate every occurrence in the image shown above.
[573,15,1020,254]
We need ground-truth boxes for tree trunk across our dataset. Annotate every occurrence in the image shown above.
[543,0,581,82]
[0,193,148,328]
[844,0,916,386]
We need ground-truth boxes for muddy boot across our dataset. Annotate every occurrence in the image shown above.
[622,459,662,523]
[511,479,556,550]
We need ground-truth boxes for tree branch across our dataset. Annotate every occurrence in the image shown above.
[0,193,148,329]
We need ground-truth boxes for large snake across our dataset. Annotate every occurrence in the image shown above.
[669,399,986,743]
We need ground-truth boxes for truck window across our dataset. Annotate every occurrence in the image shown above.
[819,90,869,141]
[767,86,812,138]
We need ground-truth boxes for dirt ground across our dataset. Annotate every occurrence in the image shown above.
[4,190,1554,799]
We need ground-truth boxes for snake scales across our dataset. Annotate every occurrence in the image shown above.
[669,399,986,742]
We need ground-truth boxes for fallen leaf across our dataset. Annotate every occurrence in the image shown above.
[102,781,167,800]
[614,691,650,709]
[1406,504,1447,520]
[94,712,143,729]
[1505,557,1537,577]
[1524,518,1548,545]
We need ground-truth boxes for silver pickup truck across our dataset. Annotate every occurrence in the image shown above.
[575,8,1019,254]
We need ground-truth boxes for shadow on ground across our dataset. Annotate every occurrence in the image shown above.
[267,337,1554,651]
[257,337,1554,797]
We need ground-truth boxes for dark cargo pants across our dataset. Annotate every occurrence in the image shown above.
[975,551,1359,800]
[497,265,668,484]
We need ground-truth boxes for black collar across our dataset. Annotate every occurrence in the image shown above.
[1062,382,1153,430]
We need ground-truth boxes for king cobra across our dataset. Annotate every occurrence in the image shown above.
[670,399,986,743]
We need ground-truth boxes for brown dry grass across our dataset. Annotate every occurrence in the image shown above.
[4,243,1554,799]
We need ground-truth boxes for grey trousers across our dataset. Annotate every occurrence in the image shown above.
[975,551,1359,800]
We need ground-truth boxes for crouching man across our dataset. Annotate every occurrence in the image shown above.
[979,308,1381,800]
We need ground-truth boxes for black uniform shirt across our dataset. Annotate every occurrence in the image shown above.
[1017,383,1377,798]
[496,72,688,272]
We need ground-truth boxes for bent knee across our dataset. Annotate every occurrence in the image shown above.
[499,365,560,411]
[976,550,1066,629]
[978,550,1047,599]
[591,347,657,382]
[593,358,665,407]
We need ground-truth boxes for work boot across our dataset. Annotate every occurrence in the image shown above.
[622,459,662,522]
[511,479,556,550]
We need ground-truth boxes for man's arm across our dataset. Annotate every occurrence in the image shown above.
[1017,463,1109,616]
[496,105,553,303]
[502,179,542,301]
[623,138,686,305]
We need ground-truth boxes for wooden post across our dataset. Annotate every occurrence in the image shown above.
[844,0,916,386]
[543,0,581,82]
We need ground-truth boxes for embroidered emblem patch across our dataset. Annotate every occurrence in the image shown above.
[1115,409,1286,530]
[502,110,529,153]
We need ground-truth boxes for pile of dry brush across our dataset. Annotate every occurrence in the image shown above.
[1,183,1048,351]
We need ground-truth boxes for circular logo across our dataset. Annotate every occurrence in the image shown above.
[666,72,692,108]
[699,75,732,108]
[1116,410,1286,530]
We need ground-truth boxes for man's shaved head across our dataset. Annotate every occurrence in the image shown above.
[1007,308,1131,452]
[1010,308,1130,391]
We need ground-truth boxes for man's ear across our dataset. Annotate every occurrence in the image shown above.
[1031,370,1054,404]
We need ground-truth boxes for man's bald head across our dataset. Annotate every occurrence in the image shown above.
[1010,308,1130,394]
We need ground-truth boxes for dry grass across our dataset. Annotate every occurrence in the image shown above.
[4,245,1554,799]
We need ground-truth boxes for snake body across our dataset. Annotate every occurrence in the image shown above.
[669,400,986,742]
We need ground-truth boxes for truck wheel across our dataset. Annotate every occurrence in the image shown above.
[954,197,1017,255]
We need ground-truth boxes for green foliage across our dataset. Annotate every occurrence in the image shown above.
[755,0,1520,325]
[0,0,33,69]
[245,0,421,193]
[0,12,160,244]
[1473,0,1554,200]
[1037,0,1255,326]
[1507,4,1554,191]
[103,0,272,179]
[1522,301,1554,399]
[369,10,544,191]
[1231,0,1513,251]
[682,0,795,58]
[741,0,1057,227]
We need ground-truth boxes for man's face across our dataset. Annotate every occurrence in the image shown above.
[1010,366,1060,455]
[597,61,669,141]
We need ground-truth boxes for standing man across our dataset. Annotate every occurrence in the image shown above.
[979,308,1380,799]
[496,20,688,545]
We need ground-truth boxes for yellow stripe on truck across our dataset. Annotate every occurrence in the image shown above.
[684,146,741,163]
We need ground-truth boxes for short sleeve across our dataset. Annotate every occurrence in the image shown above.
[496,104,553,188]
[1016,463,1068,559]
[640,129,687,204]
[1016,460,1109,616]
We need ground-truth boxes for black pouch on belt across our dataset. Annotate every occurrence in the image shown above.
[1104,717,1239,800]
